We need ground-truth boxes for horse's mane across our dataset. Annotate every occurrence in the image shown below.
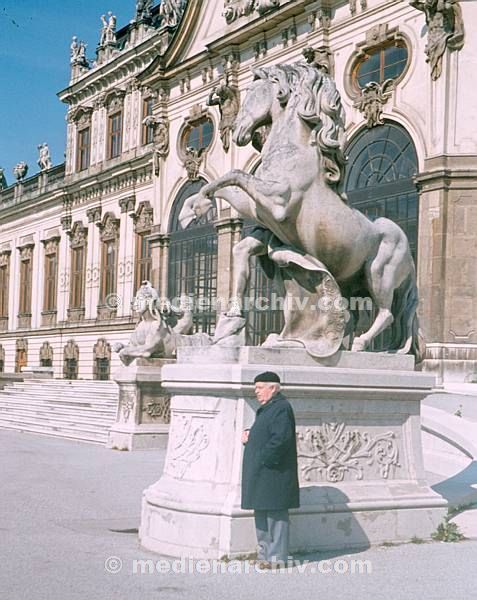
[253,62,347,189]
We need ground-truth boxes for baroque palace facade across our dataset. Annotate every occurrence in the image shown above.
[0,0,475,383]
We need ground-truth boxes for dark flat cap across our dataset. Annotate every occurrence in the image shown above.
[253,371,281,384]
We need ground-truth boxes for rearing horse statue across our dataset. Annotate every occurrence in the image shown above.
[181,61,424,361]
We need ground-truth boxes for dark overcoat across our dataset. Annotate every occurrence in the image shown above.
[241,392,300,510]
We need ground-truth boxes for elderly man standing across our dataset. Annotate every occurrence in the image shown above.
[241,371,300,567]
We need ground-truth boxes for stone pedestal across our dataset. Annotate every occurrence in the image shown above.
[108,359,173,451]
[139,348,447,558]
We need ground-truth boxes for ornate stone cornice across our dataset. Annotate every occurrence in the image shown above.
[68,221,88,247]
[97,212,120,240]
[132,201,154,233]
[41,236,61,255]
[86,205,102,223]
[118,195,136,214]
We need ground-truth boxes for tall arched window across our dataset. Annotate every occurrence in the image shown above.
[345,122,419,350]
[344,121,419,259]
[98,213,120,320]
[168,179,218,335]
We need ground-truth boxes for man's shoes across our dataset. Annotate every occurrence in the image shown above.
[254,559,290,570]
[254,560,272,570]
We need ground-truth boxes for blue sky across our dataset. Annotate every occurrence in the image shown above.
[0,1,138,185]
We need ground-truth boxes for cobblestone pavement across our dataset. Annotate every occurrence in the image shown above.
[1,429,475,600]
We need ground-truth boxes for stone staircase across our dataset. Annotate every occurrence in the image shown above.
[0,379,119,444]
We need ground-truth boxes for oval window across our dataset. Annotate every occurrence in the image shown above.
[355,43,408,89]
[183,118,214,152]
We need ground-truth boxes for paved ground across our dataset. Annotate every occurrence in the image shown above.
[2,429,477,600]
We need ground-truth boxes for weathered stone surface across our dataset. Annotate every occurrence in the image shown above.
[139,349,445,558]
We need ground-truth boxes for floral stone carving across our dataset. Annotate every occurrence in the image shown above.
[143,397,171,424]
[297,423,400,482]
[168,414,210,478]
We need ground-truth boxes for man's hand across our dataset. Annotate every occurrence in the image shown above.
[241,429,250,444]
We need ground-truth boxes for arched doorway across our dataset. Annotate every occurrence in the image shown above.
[344,121,419,259]
[168,179,218,335]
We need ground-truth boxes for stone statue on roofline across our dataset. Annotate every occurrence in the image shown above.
[0,167,7,190]
[37,143,52,171]
[13,162,28,182]
[159,0,187,27]
[135,0,154,22]
[70,36,88,66]
[99,11,117,46]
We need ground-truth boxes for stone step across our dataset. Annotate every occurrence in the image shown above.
[0,404,116,426]
[0,391,118,406]
[7,384,119,395]
[0,396,116,411]
[8,383,118,392]
[0,378,120,445]
[0,412,112,432]
[0,419,107,444]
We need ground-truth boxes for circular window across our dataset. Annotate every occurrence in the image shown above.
[354,43,408,89]
[183,118,214,152]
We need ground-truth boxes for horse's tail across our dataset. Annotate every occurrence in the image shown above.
[390,274,426,365]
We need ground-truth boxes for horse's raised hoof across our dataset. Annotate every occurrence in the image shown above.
[351,338,368,352]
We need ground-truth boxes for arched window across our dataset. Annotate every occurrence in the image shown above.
[344,121,419,260]
[168,179,218,335]
[98,213,120,320]
[345,122,419,350]
[133,201,154,294]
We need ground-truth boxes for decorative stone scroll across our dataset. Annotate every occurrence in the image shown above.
[68,221,88,247]
[297,423,401,482]
[168,414,211,478]
[97,213,120,241]
[132,201,154,234]
[409,0,465,80]
[142,397,171,423]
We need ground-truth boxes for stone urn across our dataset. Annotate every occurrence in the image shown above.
[13,162,28,182]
